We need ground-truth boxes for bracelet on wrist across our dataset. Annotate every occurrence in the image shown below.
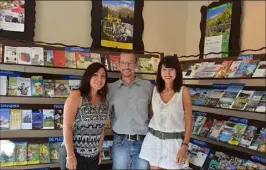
[66,154,75,160]
[182,142,189,147]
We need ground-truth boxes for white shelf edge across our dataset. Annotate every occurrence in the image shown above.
[192,106,266,121]
[184,79,266,87]
[0,96,66,104]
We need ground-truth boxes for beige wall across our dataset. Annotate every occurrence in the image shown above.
[34,1,266,56]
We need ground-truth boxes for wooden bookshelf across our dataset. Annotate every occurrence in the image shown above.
[0,96,66,104]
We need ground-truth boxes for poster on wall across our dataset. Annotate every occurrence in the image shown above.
[0,0,25,32]
[101,0,135,50]
[204,2,232,59]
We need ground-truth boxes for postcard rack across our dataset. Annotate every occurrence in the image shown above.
[0,39,162,170]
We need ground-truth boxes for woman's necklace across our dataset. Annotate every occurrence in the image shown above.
[163,89,174,95]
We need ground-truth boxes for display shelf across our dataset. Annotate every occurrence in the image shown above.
[0,128,112,139]
[192,135,266,158]
[0,96,66,104]
[0,163,59,170]
[0,63,156,80]
[183,78,266,87]
[192,106,266,121]
[0,130,62,139]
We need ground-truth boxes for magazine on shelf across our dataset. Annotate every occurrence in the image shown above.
[187,142,210,167]
[4,46,17,64]
[8,77,17,95]
[239,126,258,148]
[109,55,119,71]
[193,62,209,78]
[50,142,61,163]
[214,60,232,78]
[31,47,44,65]
[244,91,264,112]
[216,83,245,109]
[230,90,254,110]
[27,143,40,164]
[208,119,225,140]
[0,75,7,95]
[200,62,220,78]
[14,142,27,166]
[226,61,241,78]
[31,76,43,97]
[252,61,266,77]
[32,109,43,129]
[193,115,207,135]
[17,47,32,65]
[204,83,228,107]
[199,118,213,137]
[75,48,90,69]
[248,127,264,151]
[21,109,32,130]
[0,108,10,130]
[0,140,15,167]
[255,92,266,113]
[16,77,31,96]
[43,109,55,129]
[55,80,70,98]
[43,79,55,97]
[44,50,54,66]
[190,88,211,106]
[65,47,77,68]
[9,109,22,130]
[53,50,66,67]
[39,143,51,163]
[233,59,259,78]
[218,120,236,143]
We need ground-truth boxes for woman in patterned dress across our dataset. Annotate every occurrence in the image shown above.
[63,62,109,170]
[139,56,193,169]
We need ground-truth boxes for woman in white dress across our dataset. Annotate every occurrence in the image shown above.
[139,56,193,169]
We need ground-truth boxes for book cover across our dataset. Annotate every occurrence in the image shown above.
[191,88,211,106]
[109,55,120,71]
[27,143,40,164]
[208,119,225,140]
[31,76,43,97]
[228,123,247,145]
[4,46,17,63]
[193,62,209,78]
[226,60,241,78]
[53,50,66,67]
[50,142,61,163]
[55,80,70,98]
[44,50,54,66]
[187,142,210,167]
[0,76,7,95]
[252,61,266,77]
[69,79,80,91]
[17,47,32,65]
[244,91,264,112]
[21,109,32,130]
[255,92,266,113]
[65,47,77,68]
[39,143,50,163]
[75,48,90,69]
[17,77,31,96]
[31,47,44,65]
[234,59,260,78]
[43,109,55,129]
[248,128,263,150]
[90,53,102,64]
[9,109,22,130]
[54,109,63,130]
[214,60,232,78]
[230,90,254,110]
[8,77,17,96]
[199,118,213,137]
[32,109,43,129]
[0,108,10,130]
[216,83,245,109]
[200,62,220,78]
[204,83,228,107]
[218,121,236,143]
[257,128,266,152]
[43,79,55,97]
[0,140,15,167]
[14,142,27,166]
[192,116,207,135]
[239,126,258,148]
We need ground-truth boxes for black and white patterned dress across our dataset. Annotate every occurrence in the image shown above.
[72,96,107,158]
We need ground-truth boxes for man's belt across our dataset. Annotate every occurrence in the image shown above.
[113,131,145,141]
[149,127,184,140]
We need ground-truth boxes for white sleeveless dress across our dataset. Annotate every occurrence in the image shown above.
[139,86,189,169]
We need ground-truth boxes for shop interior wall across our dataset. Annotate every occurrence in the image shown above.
[34,1,266,58]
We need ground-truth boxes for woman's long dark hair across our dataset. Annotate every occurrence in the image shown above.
[156,56,183,93]
[79,62,108,101]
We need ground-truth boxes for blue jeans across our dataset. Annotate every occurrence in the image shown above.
[112,134,149,170]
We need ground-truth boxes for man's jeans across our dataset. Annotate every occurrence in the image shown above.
[112,134,149,170]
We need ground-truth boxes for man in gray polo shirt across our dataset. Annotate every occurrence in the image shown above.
[108,52,153,169]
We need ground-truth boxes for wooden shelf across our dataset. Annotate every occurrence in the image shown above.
[0,129,112,139]
[0,96,66,104]
[192,135,266,158]
[0,130,62,139]
[0,163,59,170]
[183,78,266,87]
[192,105,266,121]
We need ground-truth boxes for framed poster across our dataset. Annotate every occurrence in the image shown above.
[0,0,36,41]
[91,0,144,51]
[199,0,242,59]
